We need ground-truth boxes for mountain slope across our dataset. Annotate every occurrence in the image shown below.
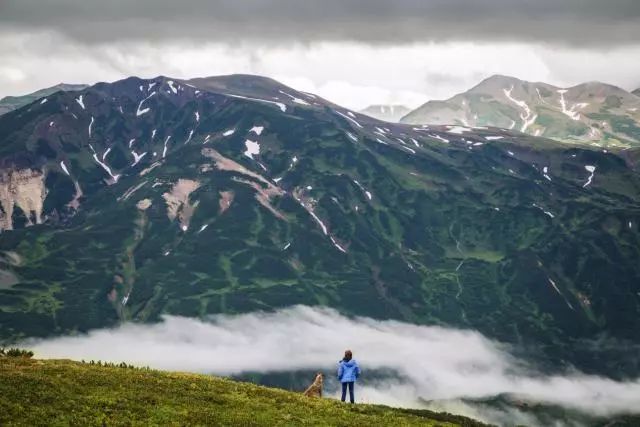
[0,75,639,376]
[402,75,640,147]
[0,84,88,116]
[359,105,412,122]
[0,357,482,426]
[633,88,640,97]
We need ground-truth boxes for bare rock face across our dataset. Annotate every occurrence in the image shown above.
[202,148,286,219]
[0,169,47,231]
[162,179,201,231]
[218,190,234,214]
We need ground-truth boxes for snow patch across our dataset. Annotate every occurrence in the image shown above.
[428,134,450,144]
[131,151,147,166]
[557,89,582,121]
[226,93,286,112]
[75,95,85,110]
[583,165,596,188]
[88,116,94,137]
[60,161,70,176]
[92,152,120,183]
[278,90,310,105]
[244,140,260,160]
[136,91,156,117]
[249,126,264,136]
[533,203,555,218]
[40,98,47,105]
[353,179,373,200]
[503,86,537,132]
[447,126,472,134]
[223,129,235,137]
[167,80,177,94]
[185,129,194,144]
[162,136,171,158]
[335,110,363,128]
[402,146,416,154]
[330,236,347,253]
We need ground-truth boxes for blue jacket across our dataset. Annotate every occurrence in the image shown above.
[337,359,361,383]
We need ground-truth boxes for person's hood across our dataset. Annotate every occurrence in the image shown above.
[340,359,357,367]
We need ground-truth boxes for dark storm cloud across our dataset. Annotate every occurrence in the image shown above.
[2,0,640,46]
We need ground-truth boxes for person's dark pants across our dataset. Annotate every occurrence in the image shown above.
[341,381,355,403]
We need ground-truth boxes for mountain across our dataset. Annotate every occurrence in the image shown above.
[402,75,640,147]
[0,357,483,426]
[633,88,640,97]
[0,74,639,377]
[0,84,88,116]
[359,104,412,122]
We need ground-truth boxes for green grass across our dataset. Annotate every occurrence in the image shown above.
[0,358,487,426]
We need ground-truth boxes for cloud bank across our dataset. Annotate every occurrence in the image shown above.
[24,306,640,425]
[2,0,640,46]
[2,1,640,110]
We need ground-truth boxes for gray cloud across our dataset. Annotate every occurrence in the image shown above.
[22,306,640,426]
[2,0,640,47]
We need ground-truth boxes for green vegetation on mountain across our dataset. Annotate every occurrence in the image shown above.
[0,75,638,377]
[0,357,484,426]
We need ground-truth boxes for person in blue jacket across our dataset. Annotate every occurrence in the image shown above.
[337,349,361,403]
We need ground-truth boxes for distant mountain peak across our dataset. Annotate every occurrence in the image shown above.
[402,75,640,146]
[359,104,411,122]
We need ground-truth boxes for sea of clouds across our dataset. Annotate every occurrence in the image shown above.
[22,305,640,426]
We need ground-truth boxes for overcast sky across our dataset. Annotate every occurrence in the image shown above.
[2,0,640,109]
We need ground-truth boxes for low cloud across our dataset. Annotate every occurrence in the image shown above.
[23,306,640,425]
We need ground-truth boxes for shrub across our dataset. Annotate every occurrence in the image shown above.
[1,348,34,358]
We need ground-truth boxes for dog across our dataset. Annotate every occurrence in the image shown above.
[303,372,324,398]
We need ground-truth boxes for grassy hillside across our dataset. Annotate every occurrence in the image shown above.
[0,357,485,426]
